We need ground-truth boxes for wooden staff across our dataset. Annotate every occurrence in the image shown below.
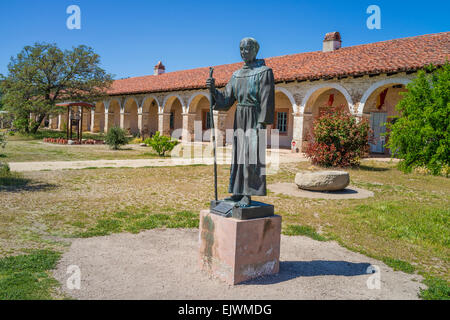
[209,67,218,202]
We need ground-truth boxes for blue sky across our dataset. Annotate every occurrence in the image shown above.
[0,0,448,79]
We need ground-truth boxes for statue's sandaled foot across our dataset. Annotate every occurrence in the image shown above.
[224,194,243,202]
[238,195,251,207]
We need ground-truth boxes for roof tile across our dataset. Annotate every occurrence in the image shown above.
[108,32,450,95]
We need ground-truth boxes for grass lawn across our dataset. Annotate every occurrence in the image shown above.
[0,250,63,300]
[1,131,210,162]
[0,156,448,299]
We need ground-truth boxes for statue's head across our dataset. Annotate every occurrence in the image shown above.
[240,37,259,64]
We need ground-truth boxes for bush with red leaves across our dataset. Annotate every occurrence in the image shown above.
[305,105,371,167]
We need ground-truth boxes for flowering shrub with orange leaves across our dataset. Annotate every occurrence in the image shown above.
[305,105,371,167]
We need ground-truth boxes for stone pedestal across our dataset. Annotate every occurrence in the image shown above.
[199,210,281,285]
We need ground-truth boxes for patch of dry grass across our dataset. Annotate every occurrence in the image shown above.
[266,160,449,281]
[0,160,448,284]
[3,139,160,162]
[3,136,218,163]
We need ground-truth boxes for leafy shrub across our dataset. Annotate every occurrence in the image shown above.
[104,126,128,150]
[145,131,179,156]
[0,162,10,175]
[305,105,371,167]
[387,63,449,176]
[0,131,6,150]
[130,137,143,144]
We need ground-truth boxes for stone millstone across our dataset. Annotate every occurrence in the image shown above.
[295,171,350,191]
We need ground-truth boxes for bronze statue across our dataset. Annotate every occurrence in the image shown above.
[207,37,275,212]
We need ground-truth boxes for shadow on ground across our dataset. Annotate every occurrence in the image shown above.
[309,188,358,195]
[241,260,372,285]
[0,177,57,192]
[357,165,390,172]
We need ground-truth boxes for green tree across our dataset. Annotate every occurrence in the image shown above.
[0,88,3,110]
[387,63,449,175]
[0,43,113,133]
[105,127,128,150]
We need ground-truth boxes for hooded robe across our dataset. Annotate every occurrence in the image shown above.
[213,59,275,196]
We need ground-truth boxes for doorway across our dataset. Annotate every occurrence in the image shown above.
[370,112,387,153]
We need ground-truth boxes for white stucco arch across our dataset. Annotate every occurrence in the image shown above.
[106,98,122,113]
[123,97,139,113]
[103,100,111,112]
[162,94,186,113]
[141,95,161,112]
[106,98,122,128]
[300,83,354,114]
[187,91,210,113]
[275,86,298,113]
[358,78,411,115]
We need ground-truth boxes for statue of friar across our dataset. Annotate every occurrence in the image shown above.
[206,37,275,208]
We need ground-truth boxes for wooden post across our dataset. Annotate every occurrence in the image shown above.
[69,107,73,140]
[208,67,218,202]
[67,106,70,140]
[80,107,83,143]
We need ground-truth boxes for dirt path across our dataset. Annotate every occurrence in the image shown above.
[9,153,398,172]
[9,150,306,172]
[53,228,424,300]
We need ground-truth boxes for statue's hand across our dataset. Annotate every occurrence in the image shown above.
[256,123,266,130]
[206,77,215,94]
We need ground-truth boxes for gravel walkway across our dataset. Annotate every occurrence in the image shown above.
[53,228,424,300]
[9,154,398,172]
[9,151,305,172]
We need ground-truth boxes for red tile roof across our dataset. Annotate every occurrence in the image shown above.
[108,32,450,96]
